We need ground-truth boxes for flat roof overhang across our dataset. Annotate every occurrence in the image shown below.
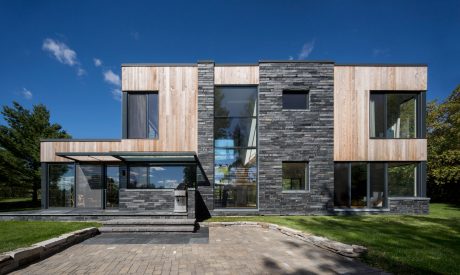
[55,151,197,162]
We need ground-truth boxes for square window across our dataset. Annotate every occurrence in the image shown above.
[282,90,309,109]
[282,162,309,191]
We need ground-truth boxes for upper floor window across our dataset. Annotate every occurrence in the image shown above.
[282,90,309,110]
[127,92,158,139]
[370,92,425,138]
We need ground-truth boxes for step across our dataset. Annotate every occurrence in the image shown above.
[102,218,196,226]
[99,225,196,233]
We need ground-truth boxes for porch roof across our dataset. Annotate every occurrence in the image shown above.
[55,151,197,162]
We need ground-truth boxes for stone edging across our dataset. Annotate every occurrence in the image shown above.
[0,227,99,274]
[200,222,367,258]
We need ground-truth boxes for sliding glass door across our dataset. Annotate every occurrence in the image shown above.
[76,165,103,208]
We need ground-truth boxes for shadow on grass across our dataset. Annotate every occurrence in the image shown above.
[0,199,40,212]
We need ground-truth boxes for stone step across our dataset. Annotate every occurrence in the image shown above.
[99,225,196,232]
[102,218,196,226]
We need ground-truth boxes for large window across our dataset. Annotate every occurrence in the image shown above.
[106,166,120,208]
[282,162,309,191]
[370,92,424,138]
[214,86,257,208]
[128,164,196,189]
[127,92,159,139]
[76,165,103,208]
[388,162,417,197]
[48,164,75,207]
[334,162,421,208]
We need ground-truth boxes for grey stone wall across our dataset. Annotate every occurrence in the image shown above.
[119,189,174,211]
[197,61,215,210]
[389,197,430,214]
[258,62,335,215]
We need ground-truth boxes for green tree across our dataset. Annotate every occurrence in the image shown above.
[0,102,70,202]
[427,85,460,202]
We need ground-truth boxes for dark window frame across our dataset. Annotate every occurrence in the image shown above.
[369,91,426,139]
[282,90,310,110]
[127,163,197,190]
[333,161,423,209]
[213,85,259,209]
[281,161,310,192]
[126,92,159,139]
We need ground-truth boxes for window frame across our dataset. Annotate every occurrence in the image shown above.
[369,91,426,139]
[126,92,159,139]
[333,161,423,209]
[282,90,310,110]
[127,163,197,190]
[213,85,259,209]
[281,161,310,193]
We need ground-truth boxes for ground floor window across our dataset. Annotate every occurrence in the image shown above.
[106,166,120,208]
[282,162,309,191]
[128,164,196,189]
[48,164,75,207]
[334,162,421,208]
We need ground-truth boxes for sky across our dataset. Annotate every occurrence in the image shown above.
[0,0,459,138]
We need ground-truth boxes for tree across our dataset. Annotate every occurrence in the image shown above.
[427,85,460,203]
[0,102,71,202]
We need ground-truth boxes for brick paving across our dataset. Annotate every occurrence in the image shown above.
[12,227,382,274]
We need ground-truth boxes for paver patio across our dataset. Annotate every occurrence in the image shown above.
[12,226,383,274]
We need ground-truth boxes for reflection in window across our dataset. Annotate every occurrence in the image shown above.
[282,162,308,191]
[370,92,418,138]
[388,162,417,197]
[282,90,309,109]
[214,86,257,208]
[48,164,75,207]
[106,166,120,208]
[128,165,196,189]
[369,163,385,208]
[127,93,158,139]
[76,165,103,208]
[351,163,367,208]
[334,163,349,207]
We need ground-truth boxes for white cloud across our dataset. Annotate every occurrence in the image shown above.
[103,70,121,86]
[42,38,78,66]
[22,88,32,100]
[111,89,122,102]
[93,58,102,67]
[288,56,294,60]
[77,68,86,76]
[298,40,315,60]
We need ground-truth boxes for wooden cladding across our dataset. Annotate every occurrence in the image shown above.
[214,66,259,85]
[122,67,158,91]
[334,66,427,161]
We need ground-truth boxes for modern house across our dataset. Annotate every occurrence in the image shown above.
[40,61,429,218]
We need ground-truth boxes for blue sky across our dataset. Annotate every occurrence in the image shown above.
[0,0,459,138]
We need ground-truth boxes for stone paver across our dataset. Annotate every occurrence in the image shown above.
[12,227,382,274]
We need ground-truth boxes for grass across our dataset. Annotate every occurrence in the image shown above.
[0,197,40,212]
[208,203,460,275]
[0,221,101,253]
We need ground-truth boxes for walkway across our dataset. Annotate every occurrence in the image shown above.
[12,226,383,274]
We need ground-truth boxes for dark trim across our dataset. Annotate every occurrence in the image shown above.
[215,63,259,66]
[420,91,427,138]
[348,163,351,208]
[419,162,427,197]
[259,60,335,64]
[122,92,128,139]
[335,63,427,67]
[41,163,48,209]
[197,60,215,64]
[41,139,120,142]
[122,63,197,67]
[366,163,370,208]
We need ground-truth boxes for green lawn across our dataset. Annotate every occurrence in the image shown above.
[0,221,101,253]
[208,203,460,275]
[0,197,40,212]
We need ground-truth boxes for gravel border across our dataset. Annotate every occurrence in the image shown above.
[200,221,367,258]
[0,227,99,274]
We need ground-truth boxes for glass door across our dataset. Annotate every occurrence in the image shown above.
[106,166,120,208]
[76,164,103,208]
